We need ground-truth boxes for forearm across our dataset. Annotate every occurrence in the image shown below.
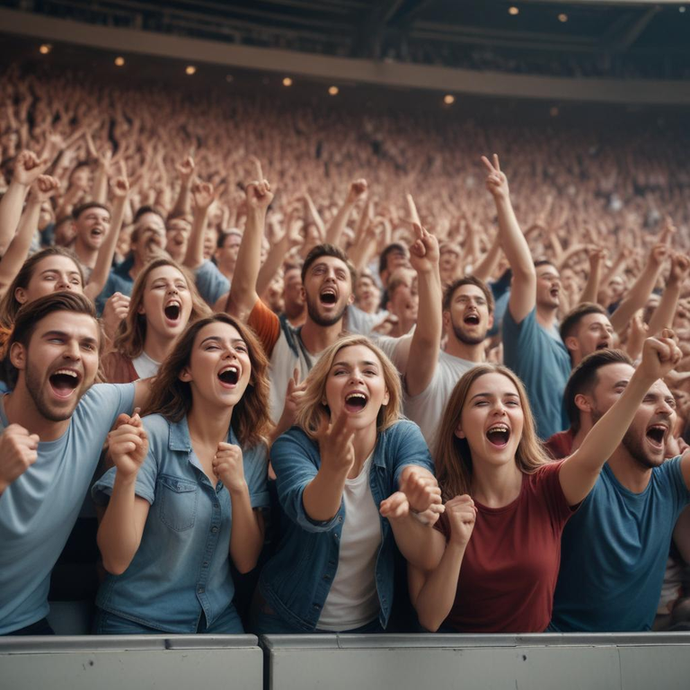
[473,234,502,283]
[93,163,109,204]
[610,263,662,334]
[325,200,355,247]
[170,179,192,219]
[85,194,126,299]
[228,486,264,573]
[648,281,681,335]
[411,541,467,632]
[301,465,348,522]
[183,205,209,270]
[0,198,41,290]
[304,194,325,240]
[97,473,145,575]
[227,207,265,320]
[389,514,442,571]
[0,181,30,255]
[256,234,288,297]
[494,196,533,281]
[579,262,603,305]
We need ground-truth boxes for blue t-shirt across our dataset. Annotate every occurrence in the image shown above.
[502,306,571,440]
[95,256,135,315]
[0,383,136,634]
[194,260,230,307]
[92,413,269,633]
[551,458,690,632]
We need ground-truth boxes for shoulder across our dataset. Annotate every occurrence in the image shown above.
[81,382,135,411]
[141,413,171,436]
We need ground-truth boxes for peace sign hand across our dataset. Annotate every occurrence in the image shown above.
[481,154,509,201]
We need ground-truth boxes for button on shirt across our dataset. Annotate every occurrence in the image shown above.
[92,413,270,633]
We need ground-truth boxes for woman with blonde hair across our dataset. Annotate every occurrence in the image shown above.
[253,334,443,634]
[101,257,210,383]
[92,313,272,634]
[410,334,681,633]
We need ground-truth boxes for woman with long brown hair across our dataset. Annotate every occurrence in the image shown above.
[101,257,210,383]
[410,334,681,633]
[253,334,442,634]
[92,313,272,634]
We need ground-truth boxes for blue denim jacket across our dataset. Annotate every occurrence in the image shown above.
[259,419,434,632]
[92,413,269,633]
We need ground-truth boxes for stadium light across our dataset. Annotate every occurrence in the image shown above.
[558,13,568,23]
[328,86,339,96]
[114,56,125,67]
[225,75,234,83]
[508,7,519,16]
[550,106,559,117]
[283,77,293,87]
[680,5,686,12]
[39,44,52,55]
[444,94,455,105]
[185,65,197,75]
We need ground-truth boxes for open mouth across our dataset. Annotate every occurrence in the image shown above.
[91,227,104,238]
[49,368,80,399]
[345,392,368,413]
[164,302,181,322]
[646,424,667,449]
[596,341,610,350]
[320,288,337,305]
[464,313,480,325]
[486,423,510,448]
[218,365,239,387]
[550,288,560,298]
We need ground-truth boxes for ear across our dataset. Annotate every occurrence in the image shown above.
[14,287,28,305]
[454,420,466,439]
[300,285,306,302]
[137,302,146,315]
[487,312,495,330]
[574,393,592,413]
[442,310,451,333]
[565,336,579,354]
[382,387,390,407]
[178,367,192,383]
[9,342,27,371]
[347,291,355,306]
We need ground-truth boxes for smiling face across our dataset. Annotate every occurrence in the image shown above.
[324,344,390,432]
[16,255,84,306]
[445,283,493,346]
[165,218,191,263]
[11,311,100,422]
[180,322,252,409]
[216,232,242,274]
[456,372,524,466]
[535,263,561,311]
[73,206,111,252]
[303,256,354,327]
[131,212,167,260]
[138,265,193,342]
[568,312,615,361]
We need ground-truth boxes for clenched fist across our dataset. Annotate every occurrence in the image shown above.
[0,424,39,494]
[213,442,247,494]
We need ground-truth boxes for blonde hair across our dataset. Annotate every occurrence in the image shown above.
[113,258,211,359]
[434,364,549,501]
[295,335,402,439]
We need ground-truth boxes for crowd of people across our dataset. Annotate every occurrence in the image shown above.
[1,61,690,637]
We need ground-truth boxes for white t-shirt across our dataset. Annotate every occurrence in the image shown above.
[132,351,161,380]
[317,453,381,631]
[405,350,477,448]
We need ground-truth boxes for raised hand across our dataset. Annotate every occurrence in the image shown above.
[399,465,443,514]
[408,223,439,275]
[650,243,670,269]
[315,409,356,476]
[245,179,273,211]
[107,411,149,478]
[379,491,410,520]
[192,181,216,210]
[110,175,130,199]
[102,292,131,341]
[588,245,608,269]
[33,175,61,201]
[481,154,509,201]
[13,150,49,187]
[176,155,195,184]
[445,494,477,547]
[346,178,368,205]
[669,253,690,285]
[638,329,683,383]
[213,442,246,493]
[0,424,39,493]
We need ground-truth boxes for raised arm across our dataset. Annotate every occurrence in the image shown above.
[610,243,668,335]
[97,413,151,575]
[559,331,682,506]
[182,181,216,271]
[578,246,607,305]
[406,224,443,397]
[225,180,273,322]
[481,155,535,324]
[169,156,195,220]
[472,232,502,283]
[84,175,130,301]
[324,179,367,246]
[647,253,690,336]
[0,151,48,255]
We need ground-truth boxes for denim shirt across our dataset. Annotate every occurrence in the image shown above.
[259,419,434,632]
[92,413,270,633]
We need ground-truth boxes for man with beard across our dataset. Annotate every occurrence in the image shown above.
[548,346,690,631]
[227,180,363,424]
[0,292,148,635]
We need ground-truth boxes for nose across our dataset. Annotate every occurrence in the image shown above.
[56,275,71,291]
[63,338,81,361]
[349,368,364,384]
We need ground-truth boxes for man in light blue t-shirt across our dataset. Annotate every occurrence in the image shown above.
[0,292,148,635]
[550,349,690,631]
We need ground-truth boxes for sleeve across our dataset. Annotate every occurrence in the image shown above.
[346,305,387,335]
[243,442,270,509]
[247,299,281,358]
[194,260,230,307]
[535,460,575,528]
[83,383,137,428]
[502,306,538,365]
[390,421,435,487]
[271,429,343,533]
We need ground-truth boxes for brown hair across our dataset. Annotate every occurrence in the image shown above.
[559,302,609,343]
[434,364,549,501]
[442,275,494,314]
[0,247,84,329]
[113,258,211,360]
[563,349,633,432]
[301,244,356,288]
[295,334,402,440]
[140,314,271,448]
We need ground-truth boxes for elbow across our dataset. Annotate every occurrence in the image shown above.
[101,557,130,577]
[232,553,259,575]
[416,610,441,633]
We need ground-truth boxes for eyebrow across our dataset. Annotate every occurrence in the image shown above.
[40,269,80,277]
[333,360,379,368]
[200,336,246,346]
[470,391,519,401]
[612,380,630,387]
[42,330,98,346]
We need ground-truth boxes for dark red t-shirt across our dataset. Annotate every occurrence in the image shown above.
[544,428,575,460]
[436,461,574,633]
